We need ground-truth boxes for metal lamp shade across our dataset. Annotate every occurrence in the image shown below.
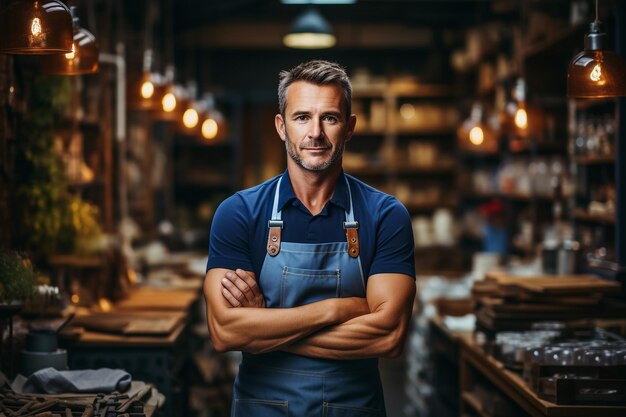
[283,7,336,49]
[567,49,626,98]
[567,21,626,98]
[0,0,73,54]
[42,26,98,75]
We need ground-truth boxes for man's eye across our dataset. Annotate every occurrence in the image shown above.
[323,115,338,123]
[295,115,308,121]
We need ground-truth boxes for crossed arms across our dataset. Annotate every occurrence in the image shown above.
[203,268,415,359]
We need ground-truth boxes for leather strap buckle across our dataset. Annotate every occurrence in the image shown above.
[267,220,284,256]
[343,221,360,258]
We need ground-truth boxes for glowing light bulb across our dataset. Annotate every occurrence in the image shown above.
[65,43,76,60]
[99,298,112,312]
[162,92,177,112]
[514,108,528,129]
[469,126,484,145]
[202,118,218,140]
[590,64,602,82]
[31,18,42,36]
[71,294,80,304]
[183,108,199,128]
[141,80,154,99]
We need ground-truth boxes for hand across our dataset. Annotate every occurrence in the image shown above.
[221,269,265,308]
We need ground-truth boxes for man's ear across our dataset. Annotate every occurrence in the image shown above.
[345,114,357,142]
[275,114,286,142]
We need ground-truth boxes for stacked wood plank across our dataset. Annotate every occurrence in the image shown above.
[472,273,625,331]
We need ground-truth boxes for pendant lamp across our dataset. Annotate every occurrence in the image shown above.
[41,7,98,75]
[567,0,626,98]
[0,0,73,54]
[283,7,336,49]
[457,103,497,153]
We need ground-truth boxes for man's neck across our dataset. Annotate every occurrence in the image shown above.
[287,160,342,216]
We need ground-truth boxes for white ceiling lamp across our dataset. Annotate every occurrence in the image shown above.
[283,7,336,49]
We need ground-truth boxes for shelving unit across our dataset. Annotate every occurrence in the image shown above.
[347,79,464,273]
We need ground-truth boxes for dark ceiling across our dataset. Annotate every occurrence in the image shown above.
[170,0,498,30]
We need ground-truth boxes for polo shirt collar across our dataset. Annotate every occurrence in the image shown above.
[277,169,350,213]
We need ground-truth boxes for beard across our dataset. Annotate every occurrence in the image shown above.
[284,131,345,172]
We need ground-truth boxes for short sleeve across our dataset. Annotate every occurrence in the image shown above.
[369,196,415,279]
[206,194,254,272]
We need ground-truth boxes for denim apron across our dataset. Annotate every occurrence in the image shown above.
[231,175,386,417]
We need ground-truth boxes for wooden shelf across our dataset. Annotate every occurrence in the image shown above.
[461,392,491,417]
[575,98,617,111]
[574,156,615,165]
[395,163,456,174]
[48,254,105,268]
[458,332,626,417]
[574,209,615,225]
[395,127,457,135]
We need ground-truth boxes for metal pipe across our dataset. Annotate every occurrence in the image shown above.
[99,44,128,223]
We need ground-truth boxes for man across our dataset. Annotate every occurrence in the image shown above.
[204,60,416,417]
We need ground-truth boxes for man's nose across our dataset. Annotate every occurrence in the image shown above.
[308,118,324,139]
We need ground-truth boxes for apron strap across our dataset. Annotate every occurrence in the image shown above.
[267,177,284,256]
[343,176,360,258]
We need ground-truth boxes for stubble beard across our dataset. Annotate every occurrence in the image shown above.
[284,131,345,172]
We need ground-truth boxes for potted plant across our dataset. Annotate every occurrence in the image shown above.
[0,251,37,311]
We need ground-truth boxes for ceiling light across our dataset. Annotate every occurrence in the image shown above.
[161,65,177,113]
[0,0,73,54]
[567,0,626,98]
[41,7,98,75]
[201,118,218,140]
[183,108,199,129]
[457,103,497,152]
[283,7,336,49]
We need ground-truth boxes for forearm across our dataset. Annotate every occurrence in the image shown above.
[284,275,416,359]
[209,299,337,354]
[205,268,369,354]
[283,305,411,359]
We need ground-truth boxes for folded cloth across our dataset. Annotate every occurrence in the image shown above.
[22,367,132,394]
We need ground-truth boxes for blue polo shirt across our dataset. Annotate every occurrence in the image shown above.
[207,170,415,281]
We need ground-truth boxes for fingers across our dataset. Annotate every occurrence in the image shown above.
[234,269,262,298]
[221,287,241,307]
[224,271,255,305]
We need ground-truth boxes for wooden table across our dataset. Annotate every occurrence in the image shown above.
[430,317,626,417]
[59,286,203,416]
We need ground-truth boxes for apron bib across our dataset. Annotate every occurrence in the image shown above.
[231,175,386,417]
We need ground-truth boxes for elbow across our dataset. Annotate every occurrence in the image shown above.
[208,318,238,353]
[381,333,405,358]
[379,321,409,358]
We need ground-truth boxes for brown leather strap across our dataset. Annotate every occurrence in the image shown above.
[267,222,283,256]
[344,222,360,258]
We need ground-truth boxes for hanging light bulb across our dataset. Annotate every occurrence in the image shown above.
[41,7,98,76]
[469,126,484,145]
[0,0,73,54]
[161,64,177,113]
[183,108,199,129]
[202,118,218,140]
[567,0,626,98]
[457,103,497,152]
[162,89,177,112]
[514,107,528,130]
[141,78,155,99]
[180,81,200,130]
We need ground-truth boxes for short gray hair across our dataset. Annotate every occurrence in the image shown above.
[278,60,352,120]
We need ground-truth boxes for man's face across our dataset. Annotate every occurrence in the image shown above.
[276,81,356,172]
